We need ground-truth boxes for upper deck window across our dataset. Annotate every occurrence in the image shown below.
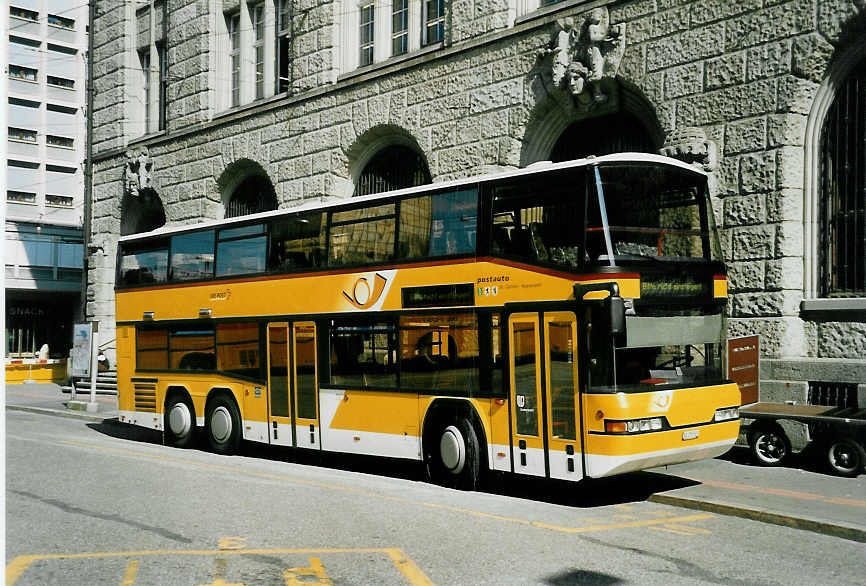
[269,212,326,271]
[588,164,719,265]
[491,168,586,270]
[329,203,396,265]
[398,188,477,259]
[216,224,266,277]
[170,230,215,281]
[120,244,168,285]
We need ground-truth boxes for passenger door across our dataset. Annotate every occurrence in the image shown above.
[267,323,294,446]
[507,310,583,480]
[292,322,320,449]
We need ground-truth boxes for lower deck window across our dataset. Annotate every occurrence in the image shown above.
[170,329,216,370]
[330,321,397,388]
[399,313,479,395]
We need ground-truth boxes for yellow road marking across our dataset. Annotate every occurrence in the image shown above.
[219,537,247,550]
[53,438,715,538]
[648,523,712,536]
[6,548,431,586]
[120,560,139,586]
[284,557,332,586]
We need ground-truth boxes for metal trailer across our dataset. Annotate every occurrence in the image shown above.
[740,402,866,477]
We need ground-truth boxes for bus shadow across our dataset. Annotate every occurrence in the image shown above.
[717,444,830,476]
[87,420,163,445]
[86,420,700,507]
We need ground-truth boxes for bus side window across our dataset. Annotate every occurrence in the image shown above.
[329,319,398,389]
[269,212,326,272]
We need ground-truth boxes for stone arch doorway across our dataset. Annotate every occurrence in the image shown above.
[218,159,278,218]
[549,111,656,162]
[120,191,166,236]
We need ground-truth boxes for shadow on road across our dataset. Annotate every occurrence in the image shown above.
[85,419,701,507]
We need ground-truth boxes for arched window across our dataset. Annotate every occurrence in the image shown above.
[354,145,430,196]
[819,64,865,297]
[226,175,277,218]
[549,112,655,162]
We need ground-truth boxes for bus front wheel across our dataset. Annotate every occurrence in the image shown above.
[206,395,241,455]
[427,417,480,490]
[165,394,196,448]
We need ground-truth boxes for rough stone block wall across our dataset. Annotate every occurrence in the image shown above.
[92,1,129,153]
[292,0,337,93]
[165,0,211,131]
[450,0,512,43]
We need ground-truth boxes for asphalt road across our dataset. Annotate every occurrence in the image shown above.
[6,410,866,585]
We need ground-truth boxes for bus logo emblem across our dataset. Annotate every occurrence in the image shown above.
[343,273,388,310]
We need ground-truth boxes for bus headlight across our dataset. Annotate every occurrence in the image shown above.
[605,417,664,434]
[714,407,739,422]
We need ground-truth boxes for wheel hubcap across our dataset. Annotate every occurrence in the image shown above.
[830,445,855,472]
[168,402,192,437]
[440,425,465,474]
[757,434,784,462]
[211,406,232,443]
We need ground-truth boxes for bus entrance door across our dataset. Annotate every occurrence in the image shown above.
[292,322,320,449]
[543,312,583,481]
[508,311,583,480]
[267,323,294,447]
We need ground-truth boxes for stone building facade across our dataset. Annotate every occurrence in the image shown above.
[88,0,866,402]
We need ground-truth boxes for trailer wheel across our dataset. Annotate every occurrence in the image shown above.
[826,437,865,477]
[748,424,790,467]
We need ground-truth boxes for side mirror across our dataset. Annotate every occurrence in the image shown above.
[607,294,625,336]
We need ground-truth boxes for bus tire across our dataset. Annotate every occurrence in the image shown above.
[427,416,480,491]
[826,436,865,477]
[748,424,790,467]
[206,394,241,455]
[165,393,196,448]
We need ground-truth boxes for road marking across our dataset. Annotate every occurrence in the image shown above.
[120,560,139,585]
[684,477,866,509]
[199,558,243,586]
[53,438,716,537]
[5,548,432,586]
[648,523,712,536]
[284,557,332,585]
[219,537,247,550]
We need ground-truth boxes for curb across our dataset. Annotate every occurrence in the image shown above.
[648,493,866,544]
[7,404,119,424]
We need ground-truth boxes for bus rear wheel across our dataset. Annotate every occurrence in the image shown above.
[165,394,196,448]
[427,417,480,491]
[206,395,241,455]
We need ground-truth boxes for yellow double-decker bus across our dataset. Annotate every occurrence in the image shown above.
[115,153,740,489]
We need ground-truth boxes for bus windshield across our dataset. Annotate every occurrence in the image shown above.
[587,163,720,265]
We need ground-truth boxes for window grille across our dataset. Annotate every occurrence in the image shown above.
[355,145,431,196]
[819,65,866,297]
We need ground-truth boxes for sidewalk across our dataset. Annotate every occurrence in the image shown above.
[6,383,865,542]
[6,382,119,421]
